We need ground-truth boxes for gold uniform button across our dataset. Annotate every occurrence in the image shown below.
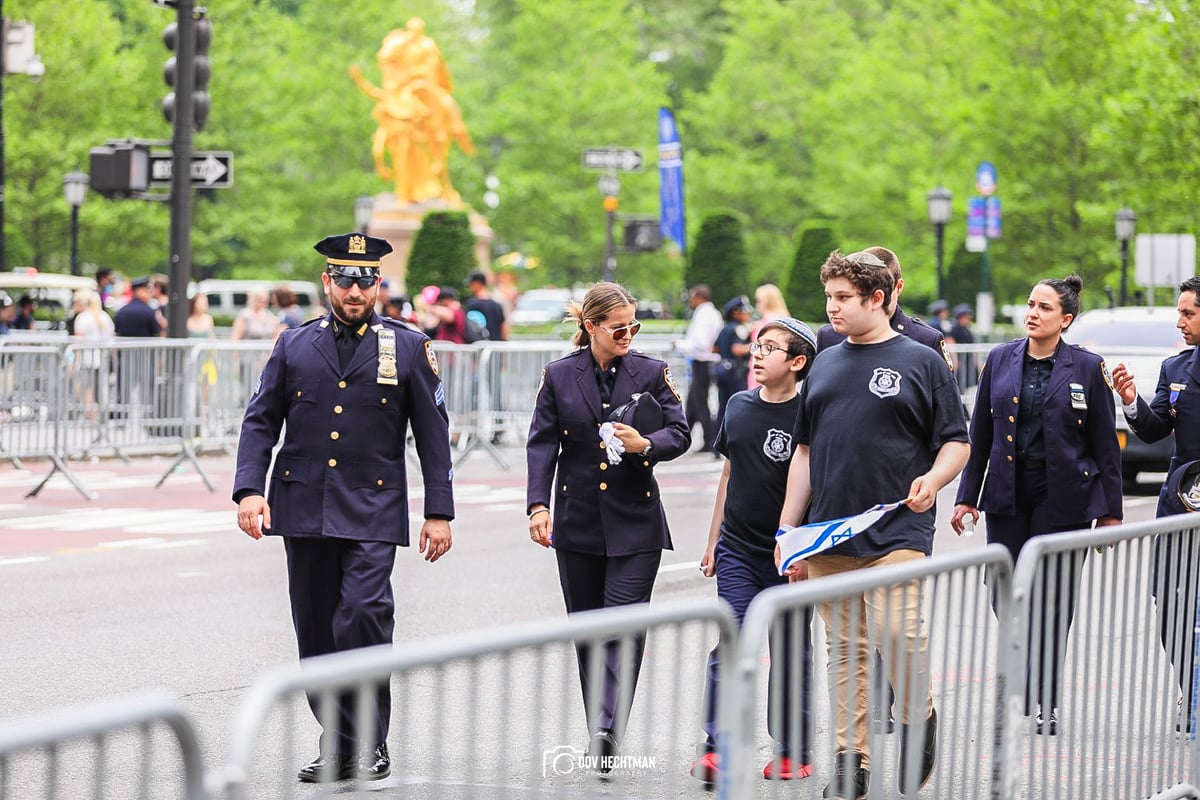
[283,470,291,477]
[646,491,652,498]
[562,484,567,492]
[295,390,302,398]
[338,381,347,389]
[1006,455,1013,462]
[563,429,569,436]
[643,460,650,467]
[600,463,608,471]
[599,482,608,491]
[334,405,343,414]
[381,398,388,404]
[1077,418,1083,425]
[599,442,606,449]
[1084,470,1090,477]
[1008,415,1015,423]
[331,431,340,440]
[1012,396,1019,404]
[328,458,337,468]
[377,479,384,486]
[1006,435,1013,442]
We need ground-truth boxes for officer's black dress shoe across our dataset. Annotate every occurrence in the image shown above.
[587,729,618,774]
[359,743,391,780]
[297,753,356,783]
[898,707,937,793]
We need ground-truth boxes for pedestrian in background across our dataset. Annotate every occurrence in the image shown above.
[927,299,953,335]
[946,303,977,389]
[465,270,508,341]
[675,284,723,453]
[274,285,306,333]
[425,286,468,343]
[713,295,752,437]
[526,281,690,771]
[114,277,161,338]
[952,274,1121,735]
[231,291,277,341]
[234,232,454,784]
[779,250,969,800]
[13,296,35,330]
[748,284,789,388]
[692,316,818,785]
[70,289,114,419]
[1112,274,1200,732]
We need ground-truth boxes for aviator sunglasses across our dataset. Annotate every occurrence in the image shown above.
[328,272,378,291]
[592,320,642,340]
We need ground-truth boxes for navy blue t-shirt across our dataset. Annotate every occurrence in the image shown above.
[794,335,968,556]
[715,387,801,558]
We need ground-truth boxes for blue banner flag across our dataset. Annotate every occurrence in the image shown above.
[658,107,686,255]
[776,500,906,575]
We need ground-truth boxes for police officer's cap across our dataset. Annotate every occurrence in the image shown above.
[722,295,752,320]
[313,233,393,277]
[953,303,974,318]
[607,391,664,434]
[1167,459,1200,514]
[928,299,949,315]
[130,276,151,290]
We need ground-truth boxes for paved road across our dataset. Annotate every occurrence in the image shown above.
[0,446,1166,798]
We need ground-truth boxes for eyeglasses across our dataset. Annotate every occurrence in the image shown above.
[844,251,888,268]
[593,320,642,340]
[328,273,378,291]
[750,341,789,357]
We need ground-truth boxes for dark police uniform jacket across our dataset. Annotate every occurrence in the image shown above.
[526,348,691,556]
[817,305,954,371]
[1125,348,1200,516]
[233,312,454,545]
[956,338,1122,524]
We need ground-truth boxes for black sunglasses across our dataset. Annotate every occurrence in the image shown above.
[329,273,378,291]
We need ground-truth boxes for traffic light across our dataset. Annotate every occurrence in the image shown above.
[88,144,150,198]
[162,16,212,131]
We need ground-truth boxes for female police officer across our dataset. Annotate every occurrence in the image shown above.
[526,281,690,768]
[951,274,1122,734]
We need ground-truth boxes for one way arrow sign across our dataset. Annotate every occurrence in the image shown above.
[148,151,234,188]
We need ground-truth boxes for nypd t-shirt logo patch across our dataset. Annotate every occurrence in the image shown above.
[762,428,793,462]
[868,367,902,398]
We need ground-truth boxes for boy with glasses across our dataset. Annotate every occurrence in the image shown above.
[691,317,818,785]
[778,250,969,800]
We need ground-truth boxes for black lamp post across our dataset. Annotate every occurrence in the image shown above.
[63,171,88,276]
[927,186,952,302]
[354,195,373,233]
[1115,205,1136,306]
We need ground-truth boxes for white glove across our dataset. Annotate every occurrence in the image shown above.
[598,422,625,465]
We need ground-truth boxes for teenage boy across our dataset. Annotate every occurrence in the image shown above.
[778,250,969,800]
[690,317,819,785]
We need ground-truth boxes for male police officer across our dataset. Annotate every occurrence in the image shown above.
[234,232,455,783]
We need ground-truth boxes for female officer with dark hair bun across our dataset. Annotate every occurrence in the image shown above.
[526,280,691,769]
[951,274,1122,735]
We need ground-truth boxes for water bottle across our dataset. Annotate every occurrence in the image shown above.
[962,516,976,537]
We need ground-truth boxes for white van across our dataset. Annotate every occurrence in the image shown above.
[0,269,98,329]
[196,279,324,321]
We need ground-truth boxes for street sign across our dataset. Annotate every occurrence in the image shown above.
[597,175,620,196]
[582,147,643,173]
[148,151,234,188]
[975,161,997,196]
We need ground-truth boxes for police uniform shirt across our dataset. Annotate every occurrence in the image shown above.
[1127,347,1200,515]
[1016,352,1055,463]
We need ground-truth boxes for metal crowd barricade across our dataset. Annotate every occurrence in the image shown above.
[477,341,571,450]
[727,546,1014,800]
[1004,515,1200,800]
[186,339,273,456]
[217,599,735,800]
[0,690,206,800]
[427,341,508,470]
[0,345,97,499]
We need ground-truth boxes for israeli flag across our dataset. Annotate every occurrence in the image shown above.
[776,500,906,575]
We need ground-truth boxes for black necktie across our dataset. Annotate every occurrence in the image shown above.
[335,324,360,371]
[595,363,616,408]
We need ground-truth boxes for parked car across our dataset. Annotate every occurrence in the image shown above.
[0,268,98,329]
[1068,306,1187,488]
[510,288,571,325]
[196,279,323,323]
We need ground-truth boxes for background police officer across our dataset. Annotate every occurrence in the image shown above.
[234,232,454,784]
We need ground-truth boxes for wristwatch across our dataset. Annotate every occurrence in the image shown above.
[640,441,654,457]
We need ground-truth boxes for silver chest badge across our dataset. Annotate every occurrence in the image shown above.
[376,325,398,385]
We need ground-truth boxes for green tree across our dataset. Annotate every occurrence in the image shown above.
[785,225,838,325]
[687,213,747,304]
[406,211,477,292]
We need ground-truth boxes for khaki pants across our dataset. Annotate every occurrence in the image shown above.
[808,549,932,770]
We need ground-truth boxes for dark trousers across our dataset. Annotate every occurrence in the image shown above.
[701,540,813,760]
[555,549,661,740]
[284,537,397,755]
[685,360,715,450]
[985,464,1085,711]
[713,362,746,441]
[1152,530,1200,708]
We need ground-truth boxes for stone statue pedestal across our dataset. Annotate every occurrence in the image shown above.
[363,193,494,294]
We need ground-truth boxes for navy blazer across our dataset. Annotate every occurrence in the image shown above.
[1125,348,1200,515]
[233,312,455,545]
[956,338,1122,524]
[817,305,953,371]
[526,348,691,556]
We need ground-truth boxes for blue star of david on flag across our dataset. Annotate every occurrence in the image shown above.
[776,500,906,575]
